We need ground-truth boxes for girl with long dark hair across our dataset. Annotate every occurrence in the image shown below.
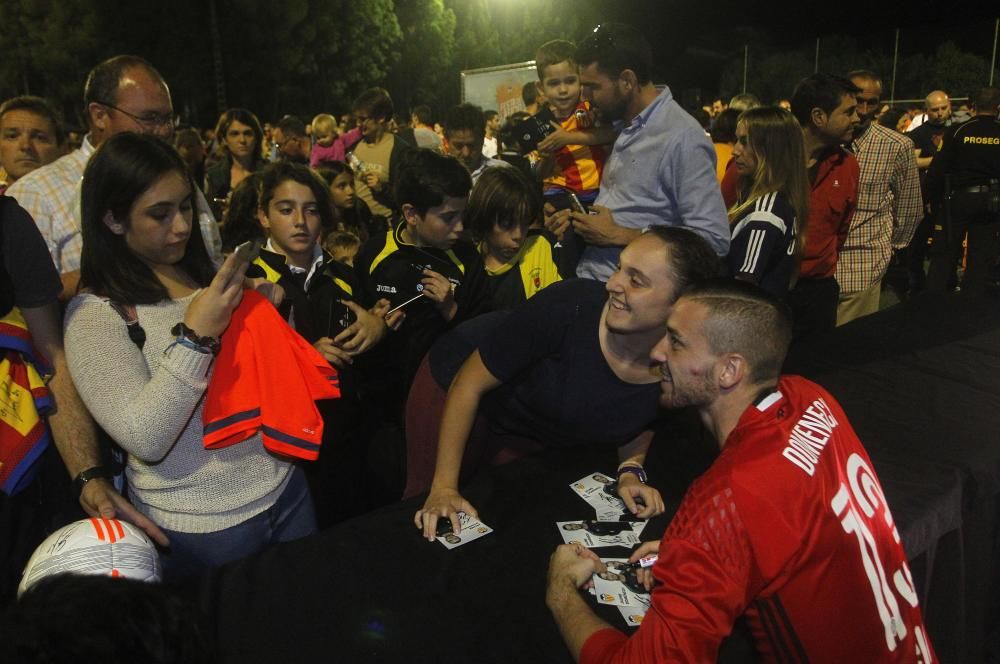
[65,133,315,579]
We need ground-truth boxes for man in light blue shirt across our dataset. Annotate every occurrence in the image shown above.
[558,24,729,281]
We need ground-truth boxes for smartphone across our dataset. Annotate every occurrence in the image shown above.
[233,239,261,264]
[547,190,588,214]
[566,192,587,214]
[512,107,556,153]
[622,568,649,595]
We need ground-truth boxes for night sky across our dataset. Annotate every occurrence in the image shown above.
[585,1,998,93]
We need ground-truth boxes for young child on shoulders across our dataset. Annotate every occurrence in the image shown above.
[533,39,616,205]
[309,114,341,169]
[467,166,578,309]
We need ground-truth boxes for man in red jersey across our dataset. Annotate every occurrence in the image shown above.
[546,279,934,663]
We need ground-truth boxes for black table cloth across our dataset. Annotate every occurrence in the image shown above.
[194,290,1000,663]
[786,290,1000,662]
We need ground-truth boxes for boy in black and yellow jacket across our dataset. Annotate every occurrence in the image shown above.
[249,161,401,523]
[249,244,359,350]
[465,165,579,309]
[354,150,490,420]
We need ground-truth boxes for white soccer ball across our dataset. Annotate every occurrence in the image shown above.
[18,517,161,597]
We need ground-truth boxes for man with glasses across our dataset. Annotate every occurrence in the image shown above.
[6,55,221,300]
[559,23,729,282]
[271,115,310,165]
[2,56,180,571]
[834,70,921,325]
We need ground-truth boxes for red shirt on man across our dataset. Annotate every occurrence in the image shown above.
[581,375,933,664]
[800,147,860,279]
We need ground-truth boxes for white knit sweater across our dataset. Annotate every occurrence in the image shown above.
[64,292,291,533]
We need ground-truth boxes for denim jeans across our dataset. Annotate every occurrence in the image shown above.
[158,467,316,580]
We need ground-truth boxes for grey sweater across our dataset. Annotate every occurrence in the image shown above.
[64,292,291,533]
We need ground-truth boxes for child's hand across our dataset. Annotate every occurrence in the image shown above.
[421,269,458,321]
[332,301,389,355]
[537,122,573,154]
[363,171,383,192]
[244,277,285,308]
[543,202,572,241]
[373,298,406,331]
[313,337,353,368]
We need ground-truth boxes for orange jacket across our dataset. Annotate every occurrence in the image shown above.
[203,290,340,460]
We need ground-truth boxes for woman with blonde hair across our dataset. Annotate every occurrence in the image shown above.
[727,106,810,297]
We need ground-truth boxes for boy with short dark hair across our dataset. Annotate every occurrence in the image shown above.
[533,39,615,203]
[442,103,506,183]
[354,148,490,407]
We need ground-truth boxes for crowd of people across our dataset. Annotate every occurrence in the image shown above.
[2,17,998,662]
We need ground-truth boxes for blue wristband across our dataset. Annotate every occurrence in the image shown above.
[617,465,647,484]
[169,336,211,355]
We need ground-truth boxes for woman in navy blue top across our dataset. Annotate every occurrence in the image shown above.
[410,228,720,539]
[727,107,810,297]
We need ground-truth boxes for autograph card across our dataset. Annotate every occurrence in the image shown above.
[569,472,628,520]
[569,472,617,502]
[617,604,650,628]
[593,559,652,625]
[556,521,645,547]
[593,560,643,607]
[436,512,494,549]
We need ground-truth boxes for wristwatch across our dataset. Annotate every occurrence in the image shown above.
[73,466,112,496]
[617,464,648,484]
[171,322,221,355]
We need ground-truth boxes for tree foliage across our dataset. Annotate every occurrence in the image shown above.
[448,0,502,71]
[0,0,401,127]
[0,0,107,125]
[920,42,996,97]
[212,0,401,121]
[718,34,997,104]
[1,0,994,130]
[385,0,457,115]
